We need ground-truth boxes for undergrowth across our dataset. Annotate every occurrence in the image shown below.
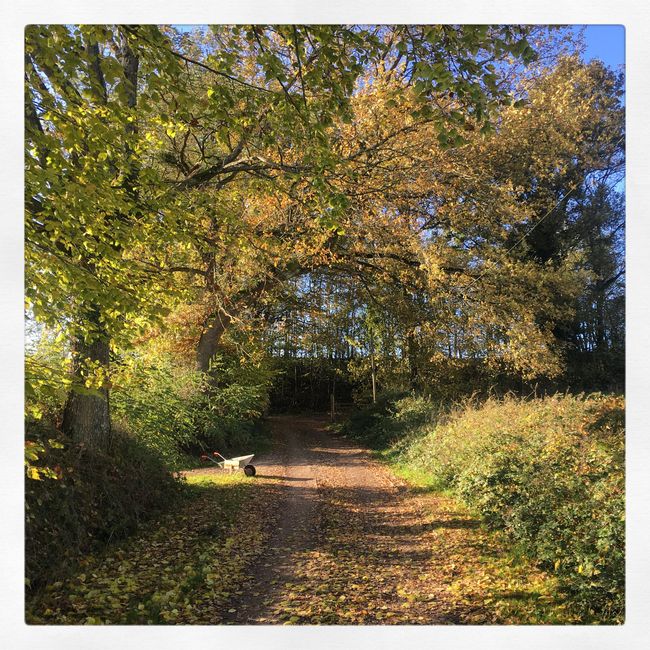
[340,391,625,624]
[25,344,275,592]
[26,472,276,624]
[25,427,181,593]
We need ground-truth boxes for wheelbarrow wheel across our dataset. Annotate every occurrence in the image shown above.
[243,464,256,477]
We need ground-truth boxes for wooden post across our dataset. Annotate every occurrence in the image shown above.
[330,392,335,422]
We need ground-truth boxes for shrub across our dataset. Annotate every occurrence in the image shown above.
[197,352,274,453]
[25,430,181,591]
[111,351,274,469]
[342,390,410,448]
[345,391,625,623]
[110,356,206,469]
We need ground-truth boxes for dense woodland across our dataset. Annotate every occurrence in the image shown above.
[25,25,624,624]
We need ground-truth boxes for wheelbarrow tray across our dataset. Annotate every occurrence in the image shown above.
[220,454,254,470]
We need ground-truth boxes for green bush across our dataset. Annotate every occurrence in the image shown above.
[342,390,410,448]
[111,351,274,469]
[198,352,274,452]
[344,392,625,623]
[111,356,206,468]
[25,430,181,591]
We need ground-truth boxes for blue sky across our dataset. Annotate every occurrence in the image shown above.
[578,25,625,68]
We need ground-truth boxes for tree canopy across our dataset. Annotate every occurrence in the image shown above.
[25,24,624,446]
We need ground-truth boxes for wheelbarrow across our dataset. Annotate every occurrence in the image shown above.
[200,451,256,476]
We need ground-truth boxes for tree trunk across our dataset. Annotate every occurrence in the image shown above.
[369,335,377,404]
[60,31,139,449]
[196,309,232,372]
[595,294,607,351]
[62,333,111,450]
[406,329,418,390]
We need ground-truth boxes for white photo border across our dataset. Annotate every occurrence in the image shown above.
[2,2,648,648]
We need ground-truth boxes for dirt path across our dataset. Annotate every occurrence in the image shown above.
[220,415,489,625]
[28,414,562,625]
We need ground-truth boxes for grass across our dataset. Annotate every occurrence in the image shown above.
[372,446,452,494]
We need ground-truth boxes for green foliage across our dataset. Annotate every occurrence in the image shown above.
[198,351,275,453]
[342,392,625,622]
[342,390,410,448]
[25,430,180,591]
[110,349,274,469]
[25,327,70,422]
[25,25,184,347]
[110,355,206,469]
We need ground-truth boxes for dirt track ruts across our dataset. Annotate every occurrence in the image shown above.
[216,415,488,625]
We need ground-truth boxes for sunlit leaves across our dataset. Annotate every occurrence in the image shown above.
[25,439,64,481]
[25,25,190,350]
[25,23,546,361]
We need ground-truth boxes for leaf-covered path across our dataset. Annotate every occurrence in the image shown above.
[209,415,561,624]
[212,415,474,624]
[28,415,567,625]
